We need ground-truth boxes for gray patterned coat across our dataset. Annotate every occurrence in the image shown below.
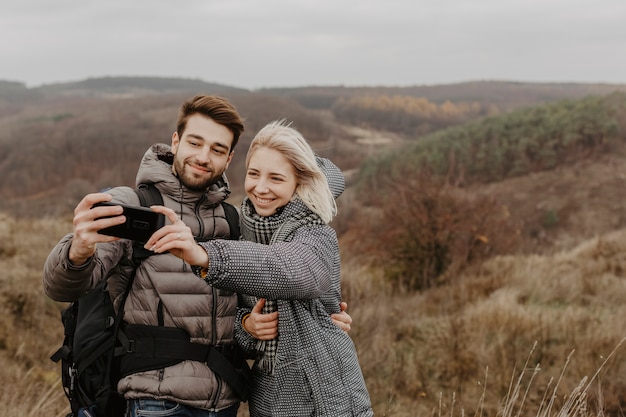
[197,159,373,416]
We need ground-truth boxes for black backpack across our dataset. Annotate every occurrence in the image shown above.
[51,184,247,417]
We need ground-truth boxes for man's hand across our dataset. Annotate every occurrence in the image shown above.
[331,301,352,333]
[69,193,124,265]
[243,298,279,340]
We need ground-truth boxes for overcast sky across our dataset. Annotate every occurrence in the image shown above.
[2,0,625,90]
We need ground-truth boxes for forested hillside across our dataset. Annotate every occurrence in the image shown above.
[342,92,626,290]
[359,93,626,186]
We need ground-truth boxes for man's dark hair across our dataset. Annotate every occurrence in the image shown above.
[177,95,245,152]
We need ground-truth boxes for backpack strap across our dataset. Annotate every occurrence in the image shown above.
[118,324,252,401]
[222,202,240,240]
[136,183,164,207]
[108,184,162,357]
[133,183,164,262]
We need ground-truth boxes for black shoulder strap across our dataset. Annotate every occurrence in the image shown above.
[136,183,164,208]
[107,184,162,359]
[222,202,240,240]
[133,183,164,262]
[110,183,163,359]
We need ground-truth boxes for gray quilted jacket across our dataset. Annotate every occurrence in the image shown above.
[43,144,241,412]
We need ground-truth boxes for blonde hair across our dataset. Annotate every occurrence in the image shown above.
[245,120,337,223]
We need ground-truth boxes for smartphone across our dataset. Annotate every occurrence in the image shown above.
[93,202,166,243]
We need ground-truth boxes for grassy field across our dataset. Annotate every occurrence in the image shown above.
[1,212,625,416]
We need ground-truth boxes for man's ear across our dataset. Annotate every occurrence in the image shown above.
[171,132,180,153]
[225,150,234,169]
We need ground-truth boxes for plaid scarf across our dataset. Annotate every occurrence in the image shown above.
[239,197,324,375]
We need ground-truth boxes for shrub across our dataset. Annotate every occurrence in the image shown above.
[377,168,520,291]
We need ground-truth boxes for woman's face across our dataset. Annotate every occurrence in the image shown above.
[245,147,297,216]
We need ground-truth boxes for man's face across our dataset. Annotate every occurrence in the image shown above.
[171,114,234,191]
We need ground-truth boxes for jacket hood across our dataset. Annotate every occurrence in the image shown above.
[316,156,345,199]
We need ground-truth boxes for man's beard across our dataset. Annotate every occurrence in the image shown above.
[173,156,223,191]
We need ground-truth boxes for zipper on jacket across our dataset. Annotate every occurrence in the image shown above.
[194,195,207,239]
[211,291,218,345]
[209,375,223,408]
[190,189,224,409]
[209,277,221,408]
[177,182,188,272]
[157,301,164,326]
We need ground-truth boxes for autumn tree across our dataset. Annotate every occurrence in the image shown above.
[372,167,520,291]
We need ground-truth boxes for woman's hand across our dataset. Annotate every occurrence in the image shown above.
[331,302,352,333]
[244,298,279,340]
[144,205,209,267]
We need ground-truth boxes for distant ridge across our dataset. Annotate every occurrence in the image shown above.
[260,80,626,110]
[49,76,249,98]
[4,76,626,108]
[0,76,249,101]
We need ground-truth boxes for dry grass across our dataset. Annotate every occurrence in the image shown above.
[2,213,625,416]
[341,230,626,417]
[0,213,72,416]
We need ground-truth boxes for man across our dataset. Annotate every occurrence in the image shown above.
[43,95,351,417]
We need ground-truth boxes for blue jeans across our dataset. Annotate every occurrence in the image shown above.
[126,399,239,417]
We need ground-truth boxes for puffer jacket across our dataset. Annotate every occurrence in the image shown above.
[43,143,241,412]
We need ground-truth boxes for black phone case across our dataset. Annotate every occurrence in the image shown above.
[93,202,166,243]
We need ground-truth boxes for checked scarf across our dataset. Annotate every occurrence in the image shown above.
[239,197,324,375]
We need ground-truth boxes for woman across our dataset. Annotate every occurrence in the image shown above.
[147,120,373,416]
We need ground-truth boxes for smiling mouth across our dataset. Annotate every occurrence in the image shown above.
[188,163,211,174]
[254,196,273,204]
